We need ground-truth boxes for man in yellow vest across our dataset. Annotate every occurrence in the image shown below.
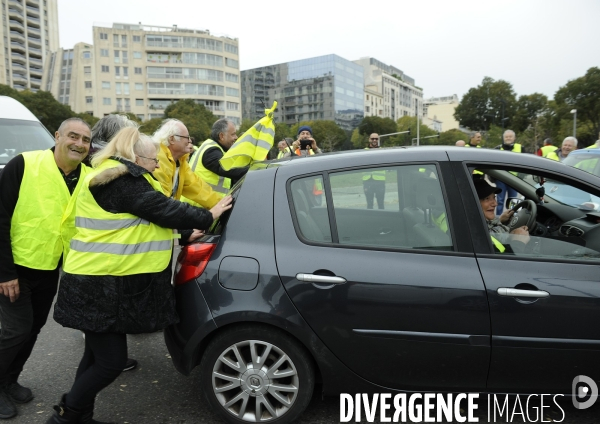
[465,132,482,148]
[188,119,248,198]
[546,137,577,162]
[363,133,386,209]
[537,138,555,157]
[493,129,525,215]
[291,126,322,157]
[0,118,91,419]
[276,139,295,159]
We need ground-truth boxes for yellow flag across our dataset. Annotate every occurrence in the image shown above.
[219,101,277,170]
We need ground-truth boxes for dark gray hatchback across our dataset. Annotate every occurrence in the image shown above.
[165,146,600,423]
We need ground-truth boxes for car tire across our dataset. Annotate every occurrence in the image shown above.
[199,324,315,424]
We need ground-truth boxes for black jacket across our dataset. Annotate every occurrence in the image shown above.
[54,158,214,334]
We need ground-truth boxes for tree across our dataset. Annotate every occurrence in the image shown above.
[358,116,397,137]
[554,67,600,147]
[19,90,75,133]
[454,77,517,131]
[439,129,469,145]
[290,120,347,152]
[163,99,217,144]
[351,128,367,149]
[139,118,164,136]
[512,93,549,133]
[237,118,255,136]
[395,116,436,146]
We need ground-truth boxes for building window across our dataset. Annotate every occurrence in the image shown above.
[85,96,93,104]
[136,99,144,106]
[103,97,111,105]
[123,83,130,95]
[133,51,142,59]
[101,65,109,73]
[100,49,109,57]
[123,67,129,78]
[121,35,127,47]
[102,81,110,89]
[226,87,239,97]
[115,82,122,95]
[134,67,142,75]
[135,83,143,91]
[115,66,120,77]
[100,33,108,40]
[85,81,92,88]
[225,73,239,83]
[226,102,239,111]
[225,58,238,68]
[84,66,91,75]
[224,43,238,54]
[136,114,144,120]
[82,51,92,59]
[122,51,128,64]
[114,50,120,63]
[133,35,141,43]
[113,34,119,46]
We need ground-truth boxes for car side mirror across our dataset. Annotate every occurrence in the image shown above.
[507,198,521,210]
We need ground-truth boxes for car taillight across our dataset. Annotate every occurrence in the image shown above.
[174,243,217,286]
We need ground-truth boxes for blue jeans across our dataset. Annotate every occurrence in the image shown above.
[0,269,59,386]
[495,180,518,215]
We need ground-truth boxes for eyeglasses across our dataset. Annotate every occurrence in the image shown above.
[370,138,379,141]
[136,154,159,165]
[175,134,195,144]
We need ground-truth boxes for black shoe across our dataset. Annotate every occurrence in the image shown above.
[0,390,17,419]
[45,394,80,424]
[122,358,137,372]
[6,382,33,404]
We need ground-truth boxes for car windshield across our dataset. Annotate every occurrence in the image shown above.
[0,118,54,166]
[563,151,600,178]
[515,171,600,211]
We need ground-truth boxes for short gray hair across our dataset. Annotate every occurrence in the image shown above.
[152,118,184,146]
[58,117,91,135]
[91,114,137,149]
[211,118,234,143]
[503,129,515,139]
[470,131,481,139]
[563,136,578,147]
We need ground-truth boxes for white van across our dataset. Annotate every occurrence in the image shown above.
[0,96,54,171]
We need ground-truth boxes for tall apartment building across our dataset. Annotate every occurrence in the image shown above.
[423,94,460,132]
[353,57,423,121]
[241,54,364,131]
[43,23,242,124]
[0,0,59,91]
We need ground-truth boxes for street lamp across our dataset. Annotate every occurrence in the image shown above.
[570,109,577,137]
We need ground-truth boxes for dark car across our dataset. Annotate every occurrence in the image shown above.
[165,147,600,423]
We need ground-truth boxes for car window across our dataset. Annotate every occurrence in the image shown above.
[328,165,453,250]
[290,175,332,243]
[563,152,600,178]
[0,118,54,166]
[472,169,600,262]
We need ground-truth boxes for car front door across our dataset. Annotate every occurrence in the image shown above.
[455,162,600,394]
[274,154,491,392]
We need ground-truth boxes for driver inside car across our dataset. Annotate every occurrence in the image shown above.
[474,177,530,253]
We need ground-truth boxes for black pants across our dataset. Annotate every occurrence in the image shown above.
[0,269,59,386]
[363,179,386,210]
[66,332,127,410]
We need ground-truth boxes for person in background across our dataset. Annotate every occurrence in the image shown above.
[546,137,577,162]
[455,140,466,147]
[47,127,232,424]
[493,130,525,214]
[0,118,91,420]
[537,138,555,157]
[290,126,321,157]
[466,132,482,148]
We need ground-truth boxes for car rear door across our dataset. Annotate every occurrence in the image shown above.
[274,151,491,391]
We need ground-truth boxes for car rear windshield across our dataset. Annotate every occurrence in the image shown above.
[563,152,600,178]
[0,118,54,166]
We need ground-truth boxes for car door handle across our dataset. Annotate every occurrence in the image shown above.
[497,288,550,298]
[295,273,347,285]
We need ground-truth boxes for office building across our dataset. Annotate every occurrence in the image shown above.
[43,23,242,123]
[353,57,423,121]
[0,0,59,91]
[242,54,364,131]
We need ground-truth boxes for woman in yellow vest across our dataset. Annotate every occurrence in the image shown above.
[47,127,232,424]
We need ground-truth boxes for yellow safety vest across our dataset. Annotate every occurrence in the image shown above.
[585,142,600,149]
[433,212,448,233]
[362,152,386,181]
[10,150,89,270]
[464,144,481,148]
[63,160,173,276]
[491,235,506,253]
[540,145,556,157]
[188,139,231,199]
[277,151,285,159]
[546,149,560,161]
[500,143,522,153]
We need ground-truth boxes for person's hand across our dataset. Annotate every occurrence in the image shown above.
[510,225,530,244]
[309,138,318,150]
[0,279,19,303]
[187,229,205,243]
[499,209,514,224]
[292,140,301,150]
[210,195,233,220]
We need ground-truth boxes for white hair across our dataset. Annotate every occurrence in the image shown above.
[152,118,184,146]
[563,136,578,147]
[503,129,515,139]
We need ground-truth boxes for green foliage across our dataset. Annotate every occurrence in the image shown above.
[554,67,600,147]
[74,112,100,129]
[139,118,164,137]
[163,99,217,144]
[290,120,347,152]
[358,116,397,137]
[439,129,469,145]
[351,128,368,149]
[454,77,517,131]
[19,90,75,133]
[274,122,291,142]
[512,93,549,133]
[237,119,255,136]
[395,116,437,146]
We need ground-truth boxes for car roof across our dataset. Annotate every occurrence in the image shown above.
[0,96,39,121]
[569,149,600,156]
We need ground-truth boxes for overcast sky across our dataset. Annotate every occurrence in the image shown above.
[57,0,599,100]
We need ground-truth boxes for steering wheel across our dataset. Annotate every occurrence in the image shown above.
[509,199,537,231]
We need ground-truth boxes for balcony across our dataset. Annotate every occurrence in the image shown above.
[28,38,42,48]
[26,15,40,24]
[28,57,42,65]
[28,46,42,55]
[25,0,39,6]
[29,66,42,75]
[12,74,28,84]
[30,77,42,85]
[26,5,40,16]
[8,8,24,17]
[11,53,27,64]
[13,84,27,90]
[12,63,27,71]
[10,31,25,41]
[9,20,25,30]
[27,26,41,35]
[9,0,23,9]
[10,42,26,52]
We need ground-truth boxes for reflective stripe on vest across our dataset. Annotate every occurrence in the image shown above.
[10,150,89,270]
[540,145,556,157]
[362,169,386,181]
[546,149,560,161]
[190,140,231,197]
[433,212,448,233]
[491,236,506,253]
[63,160,173,276]
[464,144,481,148]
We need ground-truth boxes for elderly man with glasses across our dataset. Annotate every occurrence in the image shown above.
[362,133,386,209]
